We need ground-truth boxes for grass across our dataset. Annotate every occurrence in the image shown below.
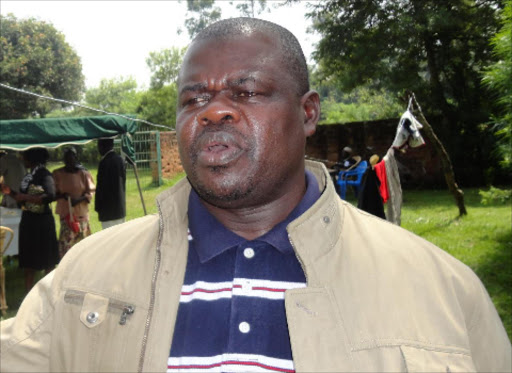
[2,178,511,342]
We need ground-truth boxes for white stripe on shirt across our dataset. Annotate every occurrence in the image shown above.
[168,353,295,373]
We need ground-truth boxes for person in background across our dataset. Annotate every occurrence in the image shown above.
[0,148,58,292]
[0,150,26,208]
[339,146,361,170]
[53,147,95,259]
[95,139,126,229]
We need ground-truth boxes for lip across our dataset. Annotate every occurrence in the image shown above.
[195,131,244,167]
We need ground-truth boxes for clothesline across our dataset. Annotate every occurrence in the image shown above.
[0,83,171,130]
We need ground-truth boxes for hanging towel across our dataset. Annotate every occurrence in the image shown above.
[383,148,402,225]
[374,160,389,203]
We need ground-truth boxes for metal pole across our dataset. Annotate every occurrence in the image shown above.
[126,157,147,216]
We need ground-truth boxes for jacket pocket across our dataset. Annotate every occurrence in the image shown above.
[400,345,476,372]
[51,289,144,372]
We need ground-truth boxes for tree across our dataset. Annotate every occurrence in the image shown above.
[137,47,186,129]
[183,0,222,39]
[84,76,141,115]
[234,0,269,18]
[308,0,502,184]
[0,14,85,119]
[482,0,512,172]
[138,85,178,129]
[146,47,186,89]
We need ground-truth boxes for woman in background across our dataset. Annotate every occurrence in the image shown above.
[53,147,95,259]
[0,148,59,292]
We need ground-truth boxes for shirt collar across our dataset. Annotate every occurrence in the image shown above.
[188,170,321,263]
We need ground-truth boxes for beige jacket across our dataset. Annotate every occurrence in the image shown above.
[1,161,510,372]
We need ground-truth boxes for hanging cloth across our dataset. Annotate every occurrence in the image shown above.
[392,98,426,149]
[383,148,402,225]
[374,160,389,204]
[357,167,386,219]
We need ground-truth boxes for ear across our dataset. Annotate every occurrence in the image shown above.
[300,90,320,137]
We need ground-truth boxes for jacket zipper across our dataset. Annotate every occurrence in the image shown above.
[138,201,164,373]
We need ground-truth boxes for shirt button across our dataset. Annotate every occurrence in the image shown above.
[239,321,251,333]
[243,248,255,259]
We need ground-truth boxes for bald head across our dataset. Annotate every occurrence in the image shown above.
[182,17,310,96]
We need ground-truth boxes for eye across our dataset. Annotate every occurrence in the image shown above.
[235,91,256,98]
[183,95,210,107]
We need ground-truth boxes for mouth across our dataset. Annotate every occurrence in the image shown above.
[195,131,245,167]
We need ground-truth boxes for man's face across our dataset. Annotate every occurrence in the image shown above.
[176,34,316,209]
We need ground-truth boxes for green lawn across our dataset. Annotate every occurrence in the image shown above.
[2,176,511,341]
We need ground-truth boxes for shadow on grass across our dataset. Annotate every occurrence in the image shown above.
[410,215,464,236]
[472,229,512,340]
[2,256,45,320]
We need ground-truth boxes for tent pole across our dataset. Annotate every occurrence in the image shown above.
[127,158,147,216]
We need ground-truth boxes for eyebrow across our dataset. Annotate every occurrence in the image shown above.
[228,77,256,87]
[179,82,207,95]
[179,77,258,95]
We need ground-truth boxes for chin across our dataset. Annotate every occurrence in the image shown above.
[191,177,255,208]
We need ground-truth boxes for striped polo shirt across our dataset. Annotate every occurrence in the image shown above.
[168,171,320,373]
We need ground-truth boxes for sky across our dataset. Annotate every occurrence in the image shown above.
[1,1,320,89]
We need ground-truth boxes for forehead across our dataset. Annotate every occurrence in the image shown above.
[179,34,286,86]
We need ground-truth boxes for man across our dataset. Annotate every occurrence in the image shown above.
[1,18,510,373]
[95,139,126,229]
[0,150,26,208]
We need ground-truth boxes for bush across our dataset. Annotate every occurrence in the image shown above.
[479,186,512,205]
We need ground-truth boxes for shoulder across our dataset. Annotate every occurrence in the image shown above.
[78,168,93,177]
[342,199,481,296]
[52,167,65,176]
[37,167,53,178]
[343,204,469,270]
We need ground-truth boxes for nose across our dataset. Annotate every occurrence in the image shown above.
[197,97,240,126]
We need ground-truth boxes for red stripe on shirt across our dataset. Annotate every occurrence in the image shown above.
[181,285,242,296]
[252,287,287,292]
[168,360,294,373]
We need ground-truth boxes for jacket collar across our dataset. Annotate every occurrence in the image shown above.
[187,170,321,263]
[155,160,344,287]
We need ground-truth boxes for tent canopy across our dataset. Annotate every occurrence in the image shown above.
[0,115,138,161]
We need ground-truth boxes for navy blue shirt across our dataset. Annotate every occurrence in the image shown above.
[168,171,320,373]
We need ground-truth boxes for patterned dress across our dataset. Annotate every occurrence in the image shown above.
[52,167,95,258]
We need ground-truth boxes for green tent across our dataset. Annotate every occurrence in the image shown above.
[0,115,138,162]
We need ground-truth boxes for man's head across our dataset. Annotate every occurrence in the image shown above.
[98,139,114,156]
[23,148,49,168]
[341,146,353,159]
[63,147,79,171]
[176,18,320,210]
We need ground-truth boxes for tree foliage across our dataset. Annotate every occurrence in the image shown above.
[233,0,269,18]
[84,76,141,115]
[146,47,186,89]
[183,0,222,39]
[0,14,85,119]
[482,0,512,171]
[320,87,403,123]
[137,47,186,129]
[308,0,503,181]
[310,66,402,123]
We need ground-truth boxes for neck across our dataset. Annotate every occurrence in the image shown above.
[201,180,307,241]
